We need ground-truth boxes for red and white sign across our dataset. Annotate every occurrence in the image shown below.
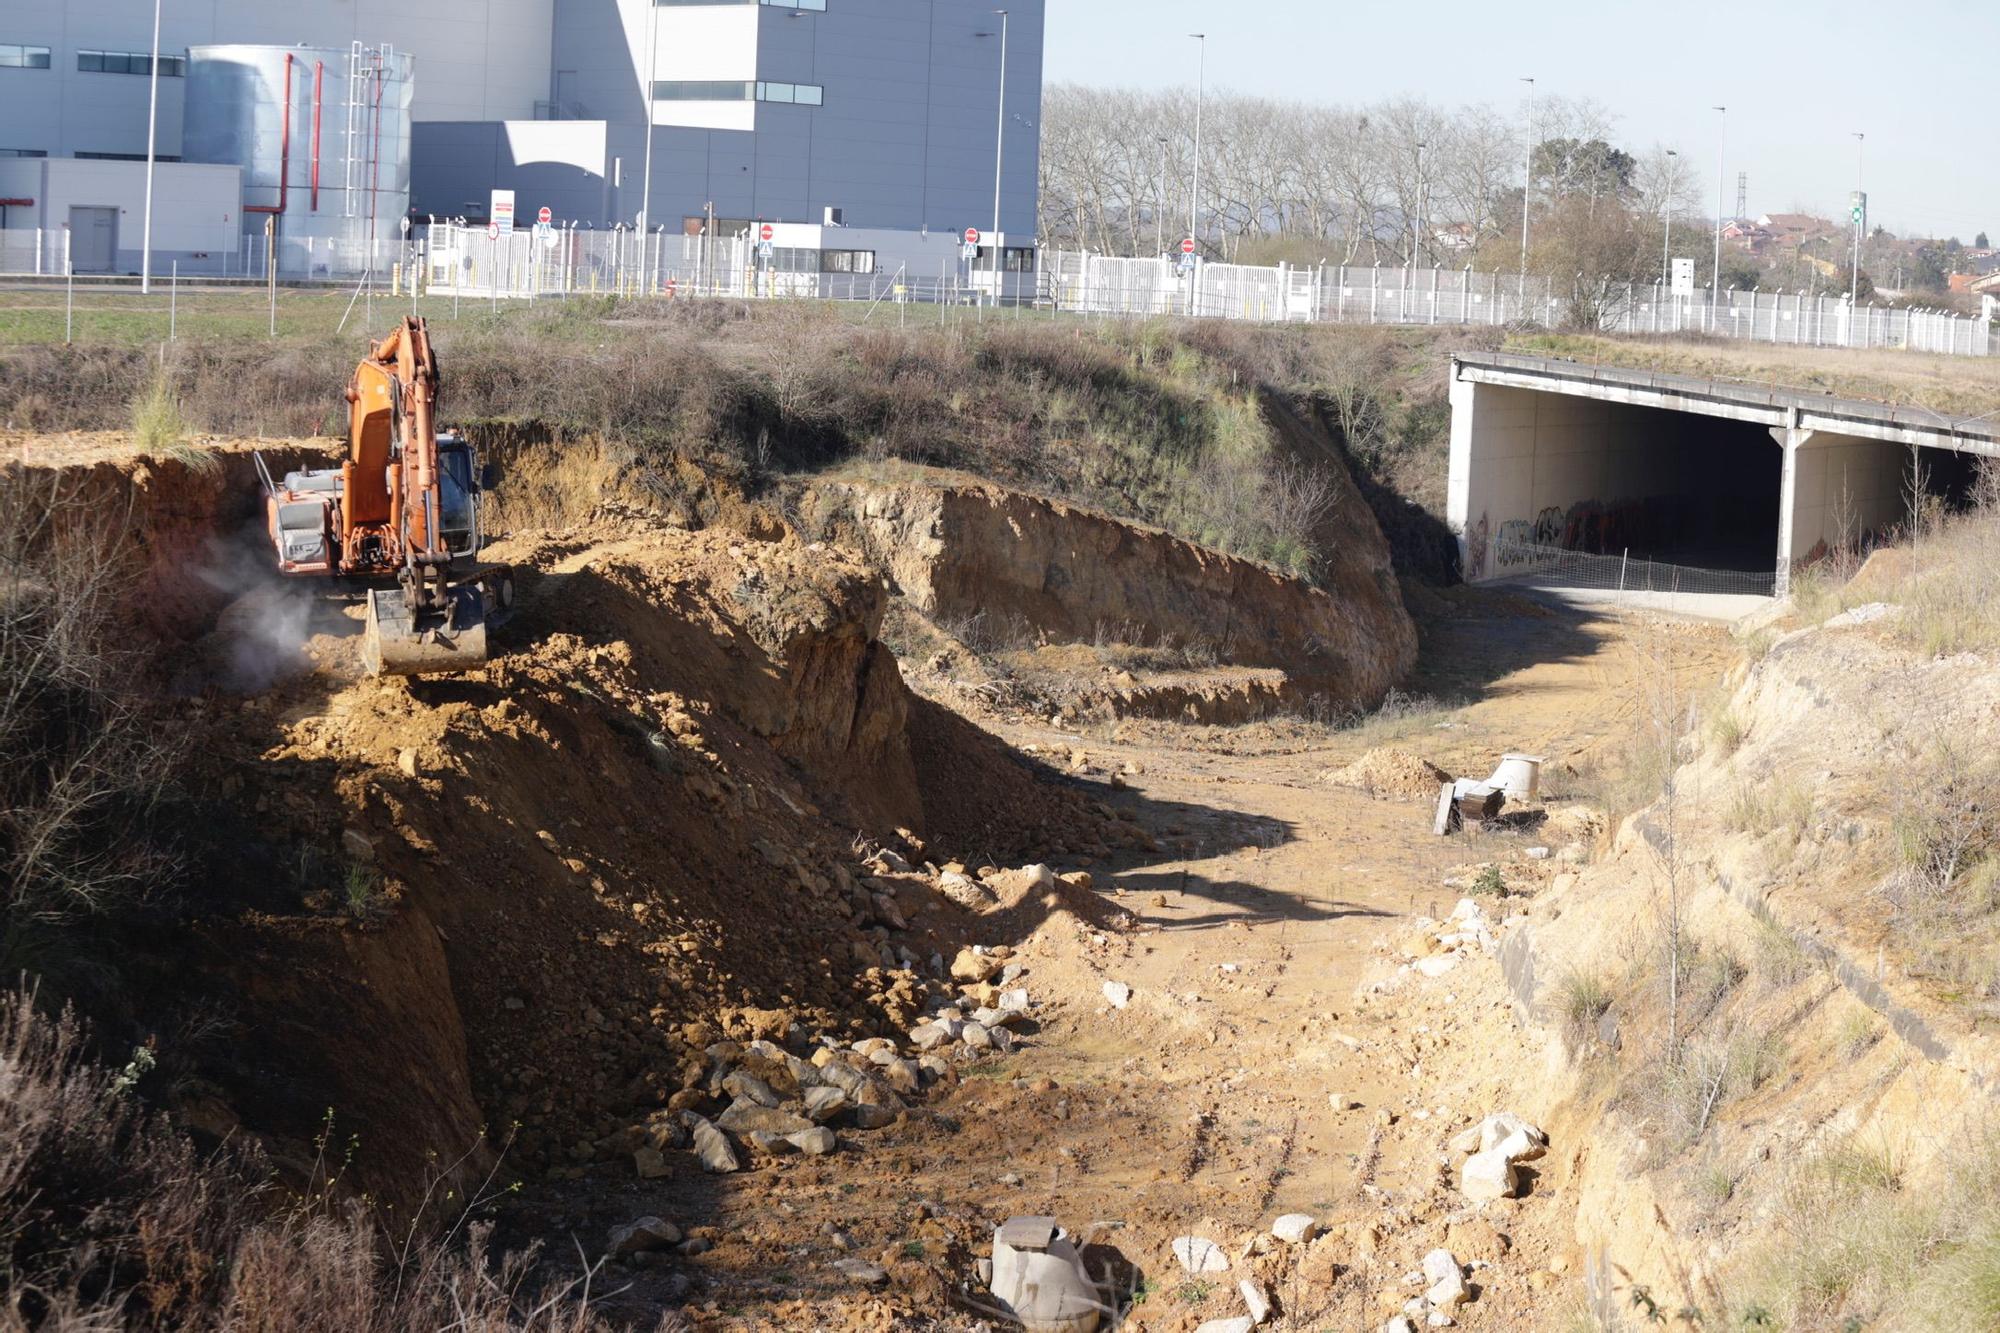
[1181,237,1197,255]
[487,222,500,240]
[538,206,552,225]
[965,227,981,245]
[760,223,775,242]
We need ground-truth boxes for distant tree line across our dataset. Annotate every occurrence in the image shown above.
[1037,85,1698,271]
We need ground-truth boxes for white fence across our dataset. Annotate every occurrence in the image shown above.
[1040,251,1994,357]
[413,223,1035,306]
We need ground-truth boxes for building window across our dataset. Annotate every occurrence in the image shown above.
[78,50,186,77]
[975,246,1036,272]
[654,80,821,105]
[0,44,51,69]
[75,151,181,162]
[655,1,826,10]
[820,249,874,274]
[755,81,822,106]
[0,148,47,157]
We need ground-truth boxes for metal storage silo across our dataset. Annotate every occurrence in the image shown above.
[183,43,415,275]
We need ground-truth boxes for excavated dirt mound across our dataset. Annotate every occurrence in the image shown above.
[1320,747,1452,801]
[12,431,1144,1215]
[803,473,1418,720]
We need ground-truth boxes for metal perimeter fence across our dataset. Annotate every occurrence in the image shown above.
[1492,537,1778,598]
[5,217,1989,358]
[1041,252,1993,358]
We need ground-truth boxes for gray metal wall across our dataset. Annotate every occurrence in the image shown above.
[546,0,1045,234]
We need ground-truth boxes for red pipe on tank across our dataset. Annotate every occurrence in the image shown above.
[310,60,323,211]
[244,52,292,215]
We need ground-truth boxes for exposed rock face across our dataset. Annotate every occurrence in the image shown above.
[815,479,1416,715]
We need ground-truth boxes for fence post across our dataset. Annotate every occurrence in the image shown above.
[65,256,73,345]
[170,260,177,340]
[1618,548,1628,592]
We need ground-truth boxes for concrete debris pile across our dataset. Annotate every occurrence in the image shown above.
[620,975,1042,1182]
[1432,752,1546,835]
[1450,1111,1549,1202]
[1381,1246,1477,1330]
[980,1216,1105,1333]
[1388,898,1500,982]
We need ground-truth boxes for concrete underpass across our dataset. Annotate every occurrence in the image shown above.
[1447,352,2000,599]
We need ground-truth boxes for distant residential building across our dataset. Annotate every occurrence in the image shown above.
[1756,212,1835,252]
[1723,220,1773,254]
[1431,221,1478,252]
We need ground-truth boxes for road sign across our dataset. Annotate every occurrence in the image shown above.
[760,223,775,242]
[1850,190,1867,227]
[538,206,552,225]
[486,222,500,241]
[537,222,557,251]
[490,189,516,237]
[965,227,981,245]
[1181,237,1197,255]
[758,240,774,262]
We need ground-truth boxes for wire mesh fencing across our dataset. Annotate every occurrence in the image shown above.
[1491,537,1778,598]
[1038,251,1994,357]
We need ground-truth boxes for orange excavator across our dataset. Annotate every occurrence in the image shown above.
[255,316,514,676]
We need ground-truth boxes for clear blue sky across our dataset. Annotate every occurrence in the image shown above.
[1044,0,2000,242]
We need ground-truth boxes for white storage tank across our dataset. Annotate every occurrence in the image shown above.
[183,43,414,276]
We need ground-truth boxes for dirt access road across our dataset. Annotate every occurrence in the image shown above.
[534,590,1732,1332]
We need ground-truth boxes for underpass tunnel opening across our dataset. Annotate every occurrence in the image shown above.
[1916,444,1985,521]
[1453,381,1785,583]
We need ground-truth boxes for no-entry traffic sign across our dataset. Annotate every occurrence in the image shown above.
[965,227,981,245]
[1181,237,1197,255]
[538,206,552,225]
[760,223,775,242]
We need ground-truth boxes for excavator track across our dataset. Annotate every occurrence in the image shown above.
[362,565,515,677]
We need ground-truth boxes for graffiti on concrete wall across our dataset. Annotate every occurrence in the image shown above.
[1494,519,1540,567]
[1464,512,1490,579]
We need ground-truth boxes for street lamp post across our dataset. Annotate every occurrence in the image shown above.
[1155,136,1169,256]
[1189,33,1206,251]
[141,0,162,294]
[990,9,1008,303]
[1662,148,1678,282]
[639,0,658,231]
[1851,131,1865,299]
[1518,77,1534,277]
[1412,141,1427,269]
[1188,32,1206,316]
[1712,106,1727,321]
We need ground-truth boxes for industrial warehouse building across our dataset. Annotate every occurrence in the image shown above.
[0,0,1044,280]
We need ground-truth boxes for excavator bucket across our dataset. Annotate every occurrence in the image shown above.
[361,566,513,677]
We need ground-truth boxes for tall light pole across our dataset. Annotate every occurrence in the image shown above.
[1189,33,1206,250]
[1661,148,1678,281]
[141,0,162,294]
[1412,141,1427,268]
[1711,105,1727,313]
[1155,136,1169,255]
[1851,131,1865,299]
[1518,77,1534,277]
[990,9,1008,300]
[639,0,659,231]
